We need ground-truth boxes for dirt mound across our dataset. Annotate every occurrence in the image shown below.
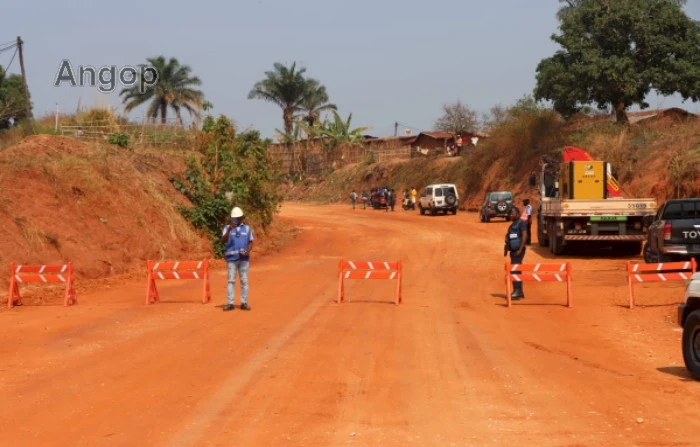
[0,135,211,288]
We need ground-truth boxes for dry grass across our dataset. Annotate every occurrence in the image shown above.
[13,217,46,251]
[289,111,700,208]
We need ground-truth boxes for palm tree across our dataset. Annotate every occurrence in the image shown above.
[120,56,204,125]
[248,62,309,135]
[274,121,302,145]
[248,62,336,135]
[296,79,337,128]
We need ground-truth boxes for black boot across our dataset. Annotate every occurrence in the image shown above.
[511,282,525,300]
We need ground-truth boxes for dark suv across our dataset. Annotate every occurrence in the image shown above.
[479,191,513,222]
[644,198,700,263]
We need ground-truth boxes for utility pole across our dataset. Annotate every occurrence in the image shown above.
[394,121,398,137]
[17,36,33,135]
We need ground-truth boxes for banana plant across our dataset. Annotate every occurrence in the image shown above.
[315,111,370,149]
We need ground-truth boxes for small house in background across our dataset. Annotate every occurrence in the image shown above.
[362,135,418,149]
[412,132,454,151]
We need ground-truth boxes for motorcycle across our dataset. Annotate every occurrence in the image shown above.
[402,198,415,210]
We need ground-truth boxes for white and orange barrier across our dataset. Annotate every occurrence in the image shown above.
[505,262,573,308]
[8,262,77,308]
[627,259,697,308]
[146,260,211,305]
[337,259,402,304]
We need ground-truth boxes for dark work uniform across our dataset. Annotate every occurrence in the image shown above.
[506,218,528,296]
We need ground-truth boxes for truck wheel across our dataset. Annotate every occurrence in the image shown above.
[419,205,425,215]
[683,310,700,380]
[496,200,508,215]
[643,243,653,263]
[549,223,564,255]
[537,221,548,247]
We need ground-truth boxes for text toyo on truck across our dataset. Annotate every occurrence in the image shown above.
[528,146,658,255]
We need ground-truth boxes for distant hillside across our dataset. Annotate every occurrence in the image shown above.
[285,109,700,209]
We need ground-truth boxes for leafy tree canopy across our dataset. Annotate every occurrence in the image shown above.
[171,115,282,256]
[535,0,700,123]
[0,65,31,130]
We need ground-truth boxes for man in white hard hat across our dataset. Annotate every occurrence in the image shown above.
[221,206,254,311]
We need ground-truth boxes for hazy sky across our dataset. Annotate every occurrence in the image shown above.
[3,0,700,139]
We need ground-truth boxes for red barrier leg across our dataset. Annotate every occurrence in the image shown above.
[202,260,211,304]
[396,261,402,304]
[8,263,21,308]
[146,261,159,305]
[566,262,572,308]
[505,263,512,308]
[64,263,77,306]
[627,261,635,309]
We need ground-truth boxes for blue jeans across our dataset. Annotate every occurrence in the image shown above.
[227,260,249,305]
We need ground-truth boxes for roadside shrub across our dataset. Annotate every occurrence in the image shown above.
[171,115,282,257]
[108,132,129,148]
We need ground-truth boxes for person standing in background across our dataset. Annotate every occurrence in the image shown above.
[221,207,254,311]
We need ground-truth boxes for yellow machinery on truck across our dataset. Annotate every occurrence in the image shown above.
[529,153,657,255]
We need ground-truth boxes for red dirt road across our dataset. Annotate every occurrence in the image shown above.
[1,202,698,446]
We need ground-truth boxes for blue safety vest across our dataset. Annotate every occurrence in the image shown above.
[506,220,524,252]
[223,224,253,261]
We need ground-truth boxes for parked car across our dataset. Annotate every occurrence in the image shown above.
[479,191,513,222]
[644,198,700,263]
[418,184,459,215]
[678,272,700,379]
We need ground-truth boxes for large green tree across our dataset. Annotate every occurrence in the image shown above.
[172,115,282,255]
[0,66,31,130]
[120,56,205,124]
[535,0,700,123]
[248,62,334,134]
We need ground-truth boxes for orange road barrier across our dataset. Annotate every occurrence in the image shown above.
[8,262,77,308]
[627,259,697,309]
[146,260,211,305]
[338,259,402,304]
[505,262,573,308]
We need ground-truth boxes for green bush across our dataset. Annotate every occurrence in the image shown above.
[171,115,282,257]
[108,133,129,147]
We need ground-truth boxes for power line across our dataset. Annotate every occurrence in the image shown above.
[0,43,17,53]
[395,121,421,130]
[4,46,17,71]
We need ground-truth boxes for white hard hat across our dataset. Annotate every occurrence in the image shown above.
[231,207,244,218]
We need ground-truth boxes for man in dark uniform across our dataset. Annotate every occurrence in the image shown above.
[505,206,528,300]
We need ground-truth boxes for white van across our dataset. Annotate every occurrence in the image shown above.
[418,183,459,215]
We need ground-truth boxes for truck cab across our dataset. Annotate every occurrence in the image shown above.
[645,198,700,263]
